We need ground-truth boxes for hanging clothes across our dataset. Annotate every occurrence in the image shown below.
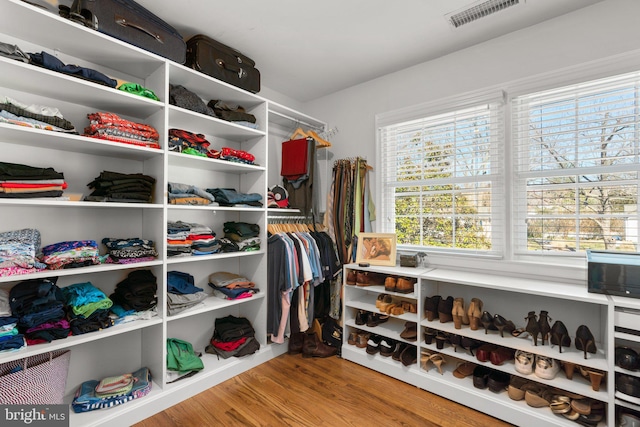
[266,226,340,344]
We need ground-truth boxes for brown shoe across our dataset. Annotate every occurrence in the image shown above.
[356,271,370,286]
[395,277,416,294]
[302,332,337,358]
[384,276,397,292]
[369,273,385,286]
[346,270,357,285]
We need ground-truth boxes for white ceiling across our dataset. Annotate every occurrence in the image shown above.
[135,0,604,102]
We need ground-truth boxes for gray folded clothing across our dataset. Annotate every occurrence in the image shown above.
[167,291,208,316]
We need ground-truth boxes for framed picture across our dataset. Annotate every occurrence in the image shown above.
[356,233,397,266]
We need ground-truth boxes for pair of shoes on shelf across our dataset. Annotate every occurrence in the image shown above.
[478,311,500,334]
[366,334,383,355]
[424,295,456,323]
[453,361,477,379]
[420,349,446,374]
[395,277,416,294]
[352,331,370,348]
[467,297,483,331]
[472,366,509,392]
[346,269,357,285]
[549,320,572,353]
[575,324,597,359]
[520,310,555,346]
[514,350,561,379]
[475,344,514,366]
[578,365,606,392]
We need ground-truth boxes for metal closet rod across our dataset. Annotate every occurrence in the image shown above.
[269,110,326,132]
[267,215,310,222]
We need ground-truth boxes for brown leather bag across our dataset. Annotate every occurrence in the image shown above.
[185,34,261,93]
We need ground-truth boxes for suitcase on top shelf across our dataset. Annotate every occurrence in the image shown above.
[63,0,187,64]
[185,34,261,93]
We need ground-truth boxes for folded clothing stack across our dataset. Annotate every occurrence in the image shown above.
[71,367,152,413]
[0,161,67,199]
[207,100,258,129]
[168,182,217,206]
[0,95,77,133]
[221,221,261,253]
[61,281,113,336]
[208,271,258,300]
[84,112,160,149]
[102,237,158,264]
[168,128,219,158]
[109,270,157,312]
[206,188,262,207]
[0,289,24,352]
[29,51,117,88]
[166,338,203,382]
[0,228,46,277]
[9,277,70,345]
[39,240,101,270]
[166,271,208,316]
[167,221,220,257]
[219,147,257,165]
[205,315,260,359]
[85,170,156,203]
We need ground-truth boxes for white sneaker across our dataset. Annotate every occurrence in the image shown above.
[515,350,535,375]
[535,355,560,380]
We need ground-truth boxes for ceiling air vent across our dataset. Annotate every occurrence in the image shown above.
[447,0,521,28]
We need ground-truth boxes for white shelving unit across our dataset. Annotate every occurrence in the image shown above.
[0,1,329,425]
[343,263,614,427]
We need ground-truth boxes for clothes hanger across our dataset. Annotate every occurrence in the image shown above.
[290,127,310,140]
[307,130,332,148]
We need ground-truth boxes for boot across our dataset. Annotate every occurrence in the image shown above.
[302,332,337,358]
[452,298,468,329]
[288,332,305,355]
[467,298,483,331]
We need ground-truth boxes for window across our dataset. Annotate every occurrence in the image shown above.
[377,96,504,255]
[513,71,640,254]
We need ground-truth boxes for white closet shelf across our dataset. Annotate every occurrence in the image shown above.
[166,250,264,265]
[167,151,265,172]
[345,283,417,299]
[346,297,418,323]
[0,317,163,365]
[0,260,163,284]
[344,320,418,345]
[0,57,163,119]
[0,124,164,160]
[0,199,164,209]
[419,317,608,372]
[168,105,265,141]
[167,293,265,322]
[167,205,264,213]
[169,63,264,109]
[344,263,431,277]
[2,0,165,78]
[421,268,607,304]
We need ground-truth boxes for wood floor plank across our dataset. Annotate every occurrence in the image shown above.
[134,354,514,427]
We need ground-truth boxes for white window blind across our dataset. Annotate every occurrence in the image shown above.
[378,101,504,255]
[513,71,640,255]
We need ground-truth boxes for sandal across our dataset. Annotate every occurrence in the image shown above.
[429,353,446,375]
[453,361,477,379]
[549,395,571,414]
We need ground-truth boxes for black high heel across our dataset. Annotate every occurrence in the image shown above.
[493,314,516,338]
[449,334,462,352]
[525,311,540,346]
[575,325,597,359]
[538,310,552,345]
[461,336,481,357]
[480,311,495,334]
[549,320,571,353]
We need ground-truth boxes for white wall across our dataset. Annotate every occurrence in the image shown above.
[303,0,640,172]
[299,0,640,279]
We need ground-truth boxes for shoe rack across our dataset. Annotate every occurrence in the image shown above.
[343,264,616,427]
[611,296,640,424]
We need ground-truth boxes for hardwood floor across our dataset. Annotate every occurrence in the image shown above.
[134,353,513,427]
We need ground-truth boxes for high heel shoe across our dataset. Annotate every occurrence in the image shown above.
[461,336,481,357]
[549,320,571,353]
[525,311,540,346]
[538,310,552,345]
[438,296,454,323]
[493,314,516,338]
[452,298,469,329]
[579,366,605,391]
[480,311,496,334]
[424,328,437,345]
[467,297,483,331]
[575,325,597,359]
[449,334,462,352]
[424,295,442,322]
